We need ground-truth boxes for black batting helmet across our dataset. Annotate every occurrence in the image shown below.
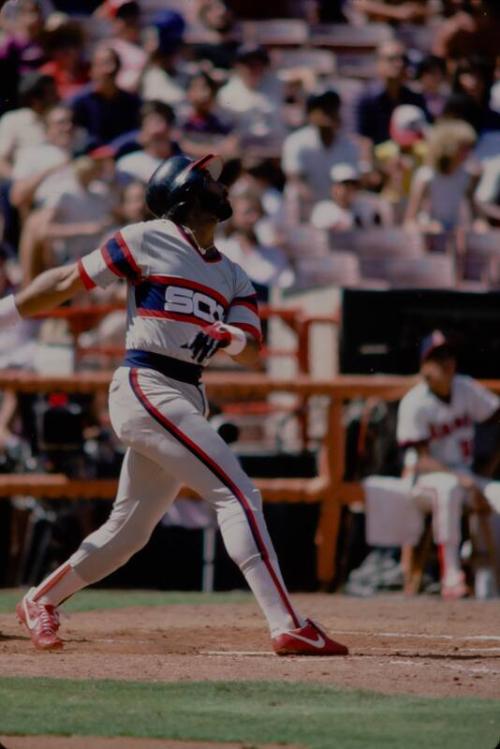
[145,153,226,220]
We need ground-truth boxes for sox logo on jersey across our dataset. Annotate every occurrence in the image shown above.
[164,285,224,323]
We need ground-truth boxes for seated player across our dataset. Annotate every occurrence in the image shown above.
[367,331,500,599]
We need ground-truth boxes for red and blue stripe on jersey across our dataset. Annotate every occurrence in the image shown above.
[101,232,141,283]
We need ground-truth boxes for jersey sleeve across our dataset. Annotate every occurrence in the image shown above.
[464,377,500,423]
[396,393,431,448]
[226,265,262,344]
[78,223,144,290]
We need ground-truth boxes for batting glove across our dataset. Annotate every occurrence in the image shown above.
[182,322,246,364]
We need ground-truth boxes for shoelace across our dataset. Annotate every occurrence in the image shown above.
[37,605,60,635]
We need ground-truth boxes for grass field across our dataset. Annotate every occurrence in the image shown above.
[1,590,499,749]
[1,678,498,749]
[0,588,251,614]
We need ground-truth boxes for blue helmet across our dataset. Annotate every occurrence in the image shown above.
[145,153,230,221]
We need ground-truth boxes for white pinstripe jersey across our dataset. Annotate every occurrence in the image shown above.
[78,218,262,365]
[397,375,499,468]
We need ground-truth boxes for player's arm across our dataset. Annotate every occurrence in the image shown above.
[0,263,85,325]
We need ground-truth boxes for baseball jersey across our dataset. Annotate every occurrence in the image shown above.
[397,375,500,468]
[77,218,261,366]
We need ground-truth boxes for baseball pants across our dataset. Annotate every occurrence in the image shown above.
[66,366,303,635]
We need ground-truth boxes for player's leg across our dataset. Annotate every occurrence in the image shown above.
[17,448,181,649]
[468,477,500,595]
[414,472,466,598]
[125,367,348,655]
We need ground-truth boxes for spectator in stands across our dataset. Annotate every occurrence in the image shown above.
[235,157,286,225]
[10,103,85,216]
[451,57,500,133]
[179,72,237,159]
[350,0,431,24]
[141,10,187,107]
[103,0,147,93]
[191,0,240,70]
[39,17,89,100]
[282,89,360,213]
[375,105,429,216]
[474,154,500,226]
[356,40,429,146]
[71,44,141,145]
[217,44,285,147]
[116,100,180,183]
[433,0,500,67]
[119,179,149,224]
[19,149,118,284]
[405,119,478,231]
[413,55,449,120]
[0,72,57,179]
[311,163,393,231]
[218,190,293,294]
[0,0,45,77]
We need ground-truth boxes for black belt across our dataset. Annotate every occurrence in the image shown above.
[124,350,202,385]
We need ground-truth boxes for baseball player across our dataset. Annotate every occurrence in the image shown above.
[396,331,500,598]
[0,154,348,656]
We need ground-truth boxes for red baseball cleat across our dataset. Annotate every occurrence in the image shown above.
[272,618,349,656]
[16,592,63,651]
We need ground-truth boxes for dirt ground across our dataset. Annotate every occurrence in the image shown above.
[1,594,499,699]
[0,739,303,749]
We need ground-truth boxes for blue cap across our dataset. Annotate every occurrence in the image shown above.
[420,330,452,363]
[152,10,185,54]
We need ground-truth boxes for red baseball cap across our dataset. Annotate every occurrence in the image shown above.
[102,0,139,19]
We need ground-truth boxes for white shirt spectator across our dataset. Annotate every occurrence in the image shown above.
[282,126,360,201]
[117,150,163,183]
[45,181,116,263]
[109,38,147,93]
[12,143,75,207]
[141,67,185,106]
[218,73,284,143]
[311,194,392,231]
[0,108,46,166]
[475,155,500,205]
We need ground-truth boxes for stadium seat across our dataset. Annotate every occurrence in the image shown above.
[463,231,500,283]
[285,225,331,260]
[241,19,308,47]
[383,255,456,288]
[270,48,336,77]
[309,23,393,51]
[294,251,362,288]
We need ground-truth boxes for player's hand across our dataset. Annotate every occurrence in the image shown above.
[182,322,232,364]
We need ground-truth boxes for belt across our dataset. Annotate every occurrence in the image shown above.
[123,350,202,385]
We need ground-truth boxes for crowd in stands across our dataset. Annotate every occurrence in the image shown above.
[1,0,500,314]
[0,0,499,595]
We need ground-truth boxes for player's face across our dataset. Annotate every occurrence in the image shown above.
[202,176,233,222]
[420,357,456,396]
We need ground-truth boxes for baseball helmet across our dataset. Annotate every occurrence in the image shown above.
[145,153,229,221]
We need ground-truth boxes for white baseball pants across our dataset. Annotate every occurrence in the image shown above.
[65,366,303,635]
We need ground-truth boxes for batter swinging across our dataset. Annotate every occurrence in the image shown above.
[1,154,348,656]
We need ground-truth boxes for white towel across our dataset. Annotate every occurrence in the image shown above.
[364,475,424,547]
